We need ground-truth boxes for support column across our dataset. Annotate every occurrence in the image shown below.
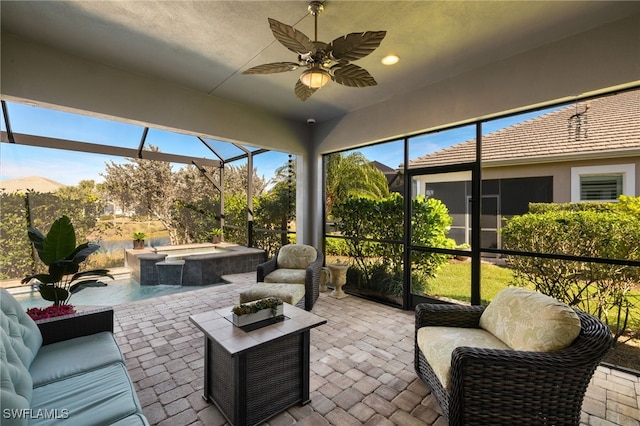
[296,151,323,249]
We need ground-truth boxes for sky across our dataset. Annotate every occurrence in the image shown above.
[0,102,292,186]
[0,101,553,187]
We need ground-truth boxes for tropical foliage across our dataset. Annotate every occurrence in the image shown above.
[21,215,113,306]
[325,152,389,217]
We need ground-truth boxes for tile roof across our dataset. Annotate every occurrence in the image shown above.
[409,90,640,168]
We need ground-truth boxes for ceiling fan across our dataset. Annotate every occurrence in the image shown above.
[243,1,386,101]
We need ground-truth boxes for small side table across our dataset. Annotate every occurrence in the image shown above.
[327,263,349,299]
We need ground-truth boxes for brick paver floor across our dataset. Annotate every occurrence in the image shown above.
[112,272,639,426]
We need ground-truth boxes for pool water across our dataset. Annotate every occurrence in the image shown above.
[13,277,225,310]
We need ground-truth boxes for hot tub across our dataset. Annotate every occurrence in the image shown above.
[126,243,266,286]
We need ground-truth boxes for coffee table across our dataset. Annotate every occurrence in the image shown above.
[190,303,327,426]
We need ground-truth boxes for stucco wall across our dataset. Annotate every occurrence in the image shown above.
[484,158,640,203]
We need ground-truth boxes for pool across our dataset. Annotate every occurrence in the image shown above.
[11,277,225,310]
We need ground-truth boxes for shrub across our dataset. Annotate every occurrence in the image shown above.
[502,198,640,342]
[325,236,350,256]
[332,193,455,297]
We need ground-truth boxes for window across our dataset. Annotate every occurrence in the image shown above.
[580,174,622,200]
[571,164,635,202]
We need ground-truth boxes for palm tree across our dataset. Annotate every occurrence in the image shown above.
[325,152,389,217]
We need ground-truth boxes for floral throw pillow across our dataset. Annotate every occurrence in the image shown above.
[479,287,581,352]
[277,244,317,269]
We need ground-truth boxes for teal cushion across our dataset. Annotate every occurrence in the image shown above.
[30,363,143,426]
[1,289,43,369]
[1,328,33,426]
[30,332,125,387]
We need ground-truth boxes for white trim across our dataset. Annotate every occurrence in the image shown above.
[570,164,635,202]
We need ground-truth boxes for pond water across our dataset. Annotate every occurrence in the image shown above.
[98,236,171,253]
[13,277,225,310]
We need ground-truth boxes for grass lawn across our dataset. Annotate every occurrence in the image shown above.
[424,260,523,305]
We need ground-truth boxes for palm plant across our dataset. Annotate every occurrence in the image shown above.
[22,215,113,305]
[325,152,389,216]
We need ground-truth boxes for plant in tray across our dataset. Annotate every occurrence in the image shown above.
[231,297,284,326]
[26,304,77,320]
[21,215,113,318]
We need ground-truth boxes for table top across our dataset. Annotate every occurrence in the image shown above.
[189,303,326,356]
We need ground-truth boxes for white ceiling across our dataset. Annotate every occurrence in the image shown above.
[2,1,640,124]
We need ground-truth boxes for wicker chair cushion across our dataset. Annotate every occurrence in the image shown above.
[264,268,307,284]
[239,283,306,306]
[276,244,317,269]
[479,287,581,351]
[417,326,510,390]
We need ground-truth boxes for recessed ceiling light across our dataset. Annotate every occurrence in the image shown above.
[381,54,399,65]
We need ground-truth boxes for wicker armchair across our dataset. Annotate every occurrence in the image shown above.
[256,244,323,310]
[415,302,612,426]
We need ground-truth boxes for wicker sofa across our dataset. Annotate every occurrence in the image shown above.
[249,244,323,311]
[414,287,612,426]
[0,289,149,426]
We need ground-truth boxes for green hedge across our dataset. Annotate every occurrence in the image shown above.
[332,193,455,296]
[502,197,640,342]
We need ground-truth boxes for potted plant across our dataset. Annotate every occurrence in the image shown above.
[231,297,284,327]
[210,228,223,244]
[132,232,146,249]
[21,215,113,319]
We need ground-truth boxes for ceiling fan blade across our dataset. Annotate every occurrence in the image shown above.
[295,80,317,101]
[243,62,300,74]
[332,64,377,87]
[330,31,387,62]
[268,18,315,54]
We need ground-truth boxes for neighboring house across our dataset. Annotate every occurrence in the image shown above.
[0,175,66,193]
[372,160,404,195]
[408,90,640,249]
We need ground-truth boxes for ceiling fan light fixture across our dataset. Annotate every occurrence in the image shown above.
[299,67,331,88]
[381,54,399,65]
[244,1,386,100]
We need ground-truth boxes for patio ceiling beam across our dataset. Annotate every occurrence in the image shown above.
[137,127,149,159]
[192,160,221,193]
[1,101,15,143]
[224,148,269,164]
[197,137,224,163]
[0,131,221,168]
